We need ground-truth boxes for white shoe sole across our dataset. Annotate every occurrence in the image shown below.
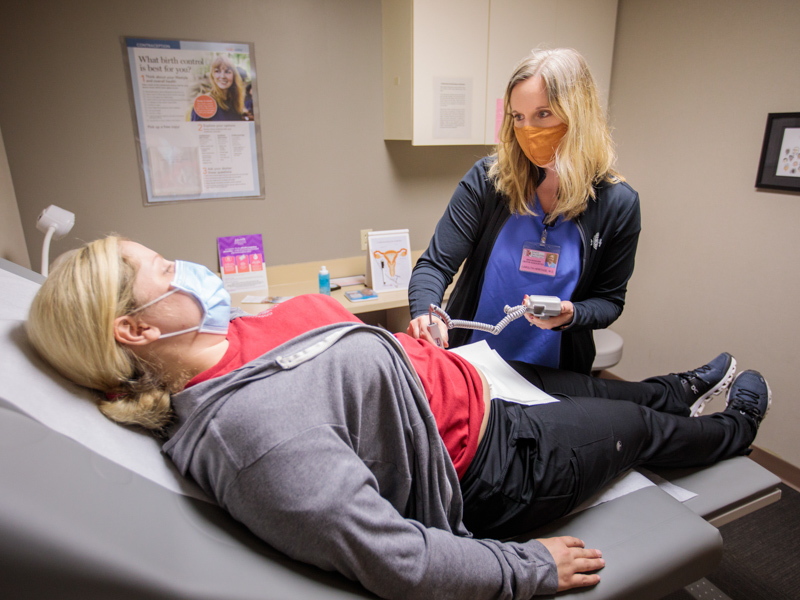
[690,357,737,417]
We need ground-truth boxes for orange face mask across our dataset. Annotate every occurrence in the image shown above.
[514,123,568,167]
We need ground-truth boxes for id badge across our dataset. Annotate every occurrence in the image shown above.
[520,241,561,277]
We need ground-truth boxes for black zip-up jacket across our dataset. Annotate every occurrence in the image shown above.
[409,157,641,375]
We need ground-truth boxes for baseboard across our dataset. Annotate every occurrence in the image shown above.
[749,446,800,493]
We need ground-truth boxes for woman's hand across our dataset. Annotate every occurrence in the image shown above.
[407,315,449,348]
[524,296,574,330]
[537,536,604,591]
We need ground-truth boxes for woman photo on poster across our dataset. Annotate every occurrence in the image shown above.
[190,54,247,122]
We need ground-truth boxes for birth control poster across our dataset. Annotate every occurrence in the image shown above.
[123,37,264,204]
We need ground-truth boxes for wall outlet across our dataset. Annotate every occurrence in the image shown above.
[360,229,373,251]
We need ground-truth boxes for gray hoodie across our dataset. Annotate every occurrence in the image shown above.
[163,322,557,599]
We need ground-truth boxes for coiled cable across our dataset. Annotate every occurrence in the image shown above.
[429,304,528,336]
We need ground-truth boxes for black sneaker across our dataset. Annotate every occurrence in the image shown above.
[725,370,772,429]
[673,352,737,416]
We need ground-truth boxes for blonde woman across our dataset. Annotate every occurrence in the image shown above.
[27,237,770,600]
[190,55,247,121]
[408,48,640,375]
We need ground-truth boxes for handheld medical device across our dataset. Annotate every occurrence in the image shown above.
[428,294,562,338]
[427,310,445,348]
[523,295,562,320]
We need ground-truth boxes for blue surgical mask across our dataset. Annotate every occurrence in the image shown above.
[132,260,230,338]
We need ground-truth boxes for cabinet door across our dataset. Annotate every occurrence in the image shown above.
[485,0,619,144]
[383,0,490,145]
[383,0,414,140]
[413,0,491,145]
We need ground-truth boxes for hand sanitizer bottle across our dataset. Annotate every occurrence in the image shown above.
[318,265,330,295]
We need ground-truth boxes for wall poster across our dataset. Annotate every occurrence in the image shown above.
[123,37,264,204]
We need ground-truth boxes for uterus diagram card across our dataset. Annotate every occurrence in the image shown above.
[366,229,412,293]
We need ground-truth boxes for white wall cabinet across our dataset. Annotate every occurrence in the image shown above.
[382,0,619,146]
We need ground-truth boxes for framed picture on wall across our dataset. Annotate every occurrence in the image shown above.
[755,112,800,192]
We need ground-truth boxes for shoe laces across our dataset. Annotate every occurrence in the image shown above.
[731,386,760,407]
[730,386,763,421]
[678,363,711,381]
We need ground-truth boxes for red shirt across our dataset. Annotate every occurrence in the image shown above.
[188,294,485,477]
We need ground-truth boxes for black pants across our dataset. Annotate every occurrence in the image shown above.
[459,364,755,539]
[512,362,697,416]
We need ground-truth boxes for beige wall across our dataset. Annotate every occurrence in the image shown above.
[1,0,798,468]
[610,0,800,466]
[0,0,488,272]
[0,124,30,268]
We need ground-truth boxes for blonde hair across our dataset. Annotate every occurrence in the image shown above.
[26,236,174,431]
[209,55,245,115]
[489,48,624,221]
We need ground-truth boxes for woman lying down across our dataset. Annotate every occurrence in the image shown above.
[26,236,772,600]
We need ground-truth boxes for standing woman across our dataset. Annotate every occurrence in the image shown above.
[407,48,641,375]
[190,55,247,122]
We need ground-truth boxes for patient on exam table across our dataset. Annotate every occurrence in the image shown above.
[25,236,773,600]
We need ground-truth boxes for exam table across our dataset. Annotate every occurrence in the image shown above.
[0,258,781,600]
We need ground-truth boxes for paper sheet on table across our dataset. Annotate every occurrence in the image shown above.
[639,468,698,503]
[0,270,207,501]
[450,340,559,405]
[572,471,655,514]
[572,469,698,514]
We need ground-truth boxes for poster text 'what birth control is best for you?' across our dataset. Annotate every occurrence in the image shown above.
[124,37,264,204]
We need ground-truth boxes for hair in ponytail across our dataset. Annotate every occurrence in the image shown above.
[26,236,174,431]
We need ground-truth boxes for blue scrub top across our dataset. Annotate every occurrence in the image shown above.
[469,199,581,367]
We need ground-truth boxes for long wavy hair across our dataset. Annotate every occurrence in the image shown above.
[209,55,245,115]
[488,48,623,222]
[26,236,174,431]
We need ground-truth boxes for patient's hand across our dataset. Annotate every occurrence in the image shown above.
[537,536,604,591]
